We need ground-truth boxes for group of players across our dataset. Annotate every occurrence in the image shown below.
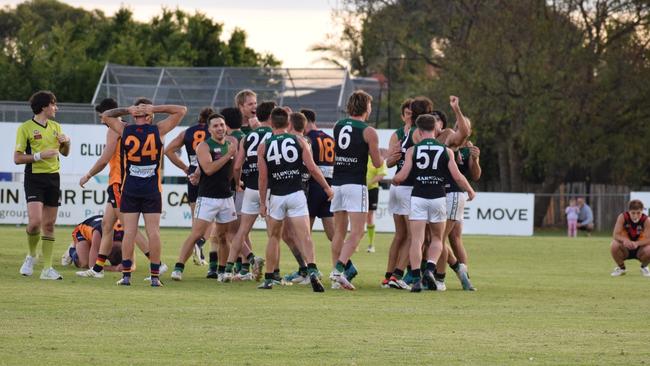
[17,88,649,291]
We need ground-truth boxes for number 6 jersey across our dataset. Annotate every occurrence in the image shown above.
[121,124,163,197]
[332,118,369,186]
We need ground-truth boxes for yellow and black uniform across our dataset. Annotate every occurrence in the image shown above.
[366,157,387,211]
[15,119,64,206]
[120,124,163,213]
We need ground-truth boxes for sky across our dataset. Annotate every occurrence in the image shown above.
[2,0,344,68]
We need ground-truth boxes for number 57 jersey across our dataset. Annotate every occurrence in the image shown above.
[411,138,450,199]
[121,124,163,197]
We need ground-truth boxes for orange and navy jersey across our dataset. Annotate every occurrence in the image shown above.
[108,133,123,186]
[183,123,208,170]
[621,212,647,241]
[306,129,335,180]
[72,215,103,242]
[121,124,163,197]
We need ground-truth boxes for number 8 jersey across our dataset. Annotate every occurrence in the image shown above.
[332,118,369,186]
[121,124,163,197]
[411,138,450,199]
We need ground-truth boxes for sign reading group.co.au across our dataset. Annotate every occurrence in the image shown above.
[0,182,534,236]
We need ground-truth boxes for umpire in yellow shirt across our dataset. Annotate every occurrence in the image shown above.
[14,91,71,280]
[366,154,387,253]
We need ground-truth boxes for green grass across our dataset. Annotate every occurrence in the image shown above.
[1,225,649,365]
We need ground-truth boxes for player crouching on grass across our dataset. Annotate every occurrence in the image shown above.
[610,199,650,277]
[62,215,125,271]
[392,114,475,292]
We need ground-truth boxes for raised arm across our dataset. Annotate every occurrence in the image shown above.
[79,128,119,187]
[164,130,189,174]
[257,142,269,217]
[447,147,475,201]
[467,144,482,181]
[392,147,413,185]
[364,127,384,168]
[443,96,471,148]
[101,107,132,136]
[196,140,236,176]
[152,105,188,137]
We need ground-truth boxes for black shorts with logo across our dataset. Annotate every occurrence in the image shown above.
[24,173,60,207]
[120,193,162,214]
[307,180,333,219]
[368,187,379,211]
[107,183,122,209]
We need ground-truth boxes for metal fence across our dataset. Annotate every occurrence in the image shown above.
[0,64,382,127]
[538,183,633,232]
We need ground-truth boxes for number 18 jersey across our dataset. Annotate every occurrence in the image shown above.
[121,124,163,197]
[411,138,449,199]
[332,118,368,186]
[306,129,334,181]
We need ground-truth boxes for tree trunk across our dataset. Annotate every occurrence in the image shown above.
[534,171,566,227]
[497,143,510,191]
[508,140,523,192]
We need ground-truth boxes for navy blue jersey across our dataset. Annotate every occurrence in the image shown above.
[122,124,163,197]
[183,123,208,172]
[306,129,334,181]
[411,138,449,199]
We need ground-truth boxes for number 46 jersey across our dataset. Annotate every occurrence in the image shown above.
[121,124,163,197]
[332,118,369,186]
[411,138,450,200]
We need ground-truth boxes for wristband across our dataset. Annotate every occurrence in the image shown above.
[33,152,41,161]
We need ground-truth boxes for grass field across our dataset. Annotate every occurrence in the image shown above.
[1,225,649,365]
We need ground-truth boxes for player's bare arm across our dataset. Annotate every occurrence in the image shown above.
[151,104,188,137]
[447,147,476,201]
[612,214,629,245]
[385,132,401,168]
[257,142,268,217]
[164,131,189,174]
[80,128,119,187]
[196,140,236,176]
[392,147,414,185]
[300,137,333,199]
[101,107,133,135]
[467,143,482,181]
[443,96,471,148]
[232,138,246,191]
[14,149,59,165]
[57,133,71,156]
[364,127,383,168]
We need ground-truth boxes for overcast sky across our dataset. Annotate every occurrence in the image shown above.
[2,0,344,68]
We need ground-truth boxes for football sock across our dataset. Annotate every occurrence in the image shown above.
[41,236,55,268]
[174,262,185,272]
[209,252,218,271]
[307,263,318,275]
[450,261,460,272]
[241,262,250,274]
[27,231,40,257]
[367,224,375,245]
[410,268,421,280]
[93,254,108,272]
[150,262,161,278]
[122,259,133,278]
[344,260,353,270]
[218,265,226,274]
[335,261,345,273]
[225,262,234,273]
[299,266,308,276]
[426,261,437,273]
[384,272,392,280]
[393,268,404,279]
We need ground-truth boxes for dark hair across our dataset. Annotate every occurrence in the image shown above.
[300,108,316,123]
[346,90,373,116]
[431,110,448,129]
[400,98,413,116]
[629,199,644,211]
[220,107,242,129]
[207,113,226,126]
[256,101,277,122]
[410,97,433,124]
[290,112,307,132]
[29,90,57,114]
[95,98,118,114]
[270,107,289,129]
[133,97,153,106]
[415,114,437,132]
[198,107,215,124]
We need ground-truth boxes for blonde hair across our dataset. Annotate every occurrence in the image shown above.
[235,89,257,107]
